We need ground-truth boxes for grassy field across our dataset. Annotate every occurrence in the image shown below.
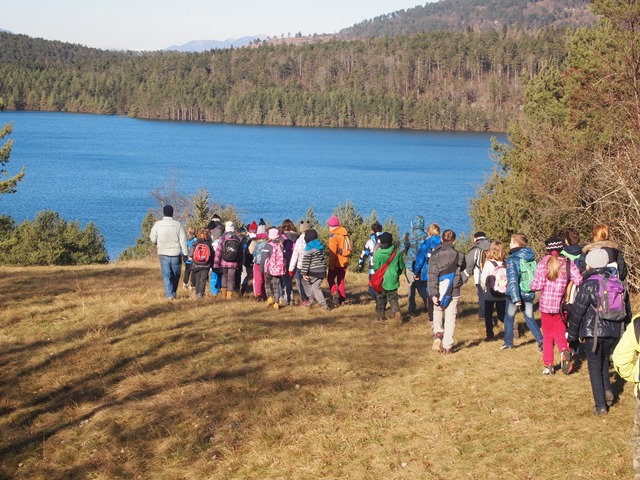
[0,259,635,479]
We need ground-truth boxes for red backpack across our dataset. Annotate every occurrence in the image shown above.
[192,243,211,265]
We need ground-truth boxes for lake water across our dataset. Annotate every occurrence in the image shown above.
[0,111,502,259]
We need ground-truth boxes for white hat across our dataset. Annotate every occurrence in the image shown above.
[225,221,235,233]
[586,249,609,269]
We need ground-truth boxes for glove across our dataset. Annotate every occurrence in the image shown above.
[288,270,295,277]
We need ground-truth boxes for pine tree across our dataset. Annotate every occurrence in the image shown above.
[0,98,25,194]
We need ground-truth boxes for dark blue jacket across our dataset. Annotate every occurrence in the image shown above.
[413,235,442,282]
[506,246,536,303]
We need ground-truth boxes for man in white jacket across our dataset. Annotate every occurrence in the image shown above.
[150,205,188,299]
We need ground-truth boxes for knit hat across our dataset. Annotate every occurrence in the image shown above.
[259,218,266,226]
[248,221,258,233]
[211,213,222,226]
[379,232,392,248]
[586,248,609,269]
[256,224,268,239]
[473,231,486,240]
[225,221,235,233]
[268,227,279,240]
[163,205,174,217]
[304,229,318,243]
[545,236,563,254]
[327,215,340,228]
[299,220,311,233]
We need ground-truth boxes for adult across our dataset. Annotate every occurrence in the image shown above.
[581,223,627,280]
[213,221,244,299]
[149,204,188,300]
[462,231,492,322]
[327,215,352,307]
[401,215,428,316]
[427,229,466,354]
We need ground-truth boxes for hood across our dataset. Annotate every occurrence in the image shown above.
[583,240,622,253]
[509,246,535,262]
[476,238,492,250]
[284,231,300,242]
[304,239,324,251]
[563,244,582,256]
[377,245,396,255]
[330,226,349,236]
[411,215,425,230]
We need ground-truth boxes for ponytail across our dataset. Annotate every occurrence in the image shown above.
[546,253,564,281]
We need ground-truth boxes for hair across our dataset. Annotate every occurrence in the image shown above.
[442,229,456,243]
[473,231,486,240]
[511,233,528,247]
[427,223,441,236]
[188,226,196,235]
[280,219,297,234]
[565,228,580,246]
[593,224,610,242]
[546,254,566,281]
[487,241,506,262]
[197,229,209,241]
[371,222,383,233]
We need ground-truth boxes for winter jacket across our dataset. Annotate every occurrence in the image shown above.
[150,216,189,257]
[530,255,583,314]
[328,226,351,269]
[289,234,307,272]
[358,233,382,275]
[582,240,627,280]
[260,239,284,275]
[282,231,300,269]
[505,246,536,303]
[213,232,244,269]
[190,240,214,272]
[567,267,626,342]
[612,317,640,398]
[463,237,492,285]
[427,243,466,298]
[373,245,405,291]
[301,239,327,279]
[402,215,427,270]
[413,235,442,282]
[561,244,583,270]
[480,259,507,302]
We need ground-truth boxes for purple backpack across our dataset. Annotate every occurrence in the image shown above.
[592,273,626,321]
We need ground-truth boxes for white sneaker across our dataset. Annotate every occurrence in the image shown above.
[432,336,442,351]
[542,365,555,375]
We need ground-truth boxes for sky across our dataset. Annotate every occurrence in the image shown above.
[3,0,428,51]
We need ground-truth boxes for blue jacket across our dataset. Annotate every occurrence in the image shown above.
[506,246,536,303]
[413,235,442,282]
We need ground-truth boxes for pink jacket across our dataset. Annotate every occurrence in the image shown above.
[530,255,582,314]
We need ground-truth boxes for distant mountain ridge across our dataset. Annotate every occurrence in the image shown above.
[339,0,595,38]
[165,35,267,52]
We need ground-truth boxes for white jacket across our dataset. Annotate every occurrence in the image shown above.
[150,217,188,256]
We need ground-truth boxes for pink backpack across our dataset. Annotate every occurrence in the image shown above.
[266,242,286,276]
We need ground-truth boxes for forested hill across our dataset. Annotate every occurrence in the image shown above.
[0,29,567,131]
[340,0,594,38]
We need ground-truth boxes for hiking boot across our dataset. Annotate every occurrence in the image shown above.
[593,407,608,415]
[220,288,228,299]
[432,333,443,351]
[332,292,340,307]
[226,291,235,301]
[273,302,280,310]
[266,296,274,306]
[560,350,573,375]
[605,390,614,407]
[542,365,555,375]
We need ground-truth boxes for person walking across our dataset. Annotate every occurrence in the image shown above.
[462,231,492,322]
[327,215,352,307]
[402,215,428,316]
[149,204,188,300]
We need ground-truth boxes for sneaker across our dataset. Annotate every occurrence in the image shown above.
[538,343,543,352]
[332,292,340,307]
[266,296,274,306]
[183,282,188,289]
[442,348,452,355]
[593,407,608,415]
[432,333,443,351]
[300,300,309,307]
[542,365,555,375]
[560,350,573,375]
[605,390,614,407]
[499,344,513,350]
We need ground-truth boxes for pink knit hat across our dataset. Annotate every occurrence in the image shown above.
[327,215,340,228]
[268,227,279,240]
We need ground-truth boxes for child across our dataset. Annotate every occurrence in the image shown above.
[289,220,311,306]
[530,236,583,375]
[190,229,214,299]
[358,221,383,300]
[209,224,223,297]
[213,221,244,300]
[300,229,330,310]
[183,226,197,290]
[373,232,405,323]
[280,219,300,306]
[249,224,268,301]
[479,241,507,341]
[413,223,442,321]
[569,248,627,414]
[503,234,543,350]
[261,227,286,310]
[327,215,352,307]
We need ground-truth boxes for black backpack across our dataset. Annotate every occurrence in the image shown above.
[222,237,241,262]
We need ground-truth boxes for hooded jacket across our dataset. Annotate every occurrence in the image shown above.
[402,215,427,269]
[373,245,405,291]
[463,237,492,285]
[413,235,442,282]
[582,240,627,280]
[301,239,327,279]
[505,246,536,303]
[427,243,466,299]
[328,225,351,269]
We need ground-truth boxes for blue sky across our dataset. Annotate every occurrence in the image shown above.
[3,0,428,51]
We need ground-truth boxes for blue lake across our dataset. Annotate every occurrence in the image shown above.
[0,111,502,259]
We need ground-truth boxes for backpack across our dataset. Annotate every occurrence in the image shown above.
[265,243,286,276]
[437,252,461,308]
[486,260,507,297]
[192,242,211,265]
[222,236,241,262]
[519,258,536,294]
[337,234,353,257]
[252,240,267,265]
[593,273,627,321]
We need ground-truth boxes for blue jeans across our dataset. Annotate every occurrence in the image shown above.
[503,299,543,347]
[159,255,182,299]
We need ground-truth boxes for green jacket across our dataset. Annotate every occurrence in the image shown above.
[373,246,405,291]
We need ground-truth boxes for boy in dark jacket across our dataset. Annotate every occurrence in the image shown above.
[373,232,405,323]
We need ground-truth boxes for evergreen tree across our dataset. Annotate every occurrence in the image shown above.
[0,98,25,194]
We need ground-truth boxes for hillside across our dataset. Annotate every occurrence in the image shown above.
[0,261,634,478]
[340,0,594,38]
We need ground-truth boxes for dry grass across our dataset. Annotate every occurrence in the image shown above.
[0,259,634,479]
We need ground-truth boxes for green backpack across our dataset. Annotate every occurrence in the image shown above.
[519,258,537,293]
